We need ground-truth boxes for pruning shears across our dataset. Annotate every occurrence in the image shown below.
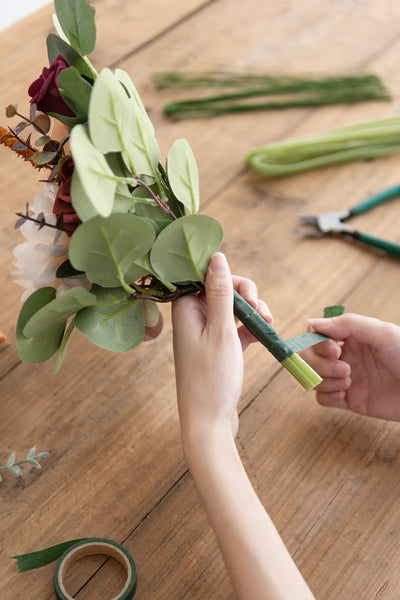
[296,183,400,257]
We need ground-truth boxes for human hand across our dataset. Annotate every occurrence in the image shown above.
[172,252,272,449]
[301,313,400,421]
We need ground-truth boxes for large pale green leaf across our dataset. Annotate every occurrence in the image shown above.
[70,169,98,221]
[74,286,145,351]
[58,67,92,121]
[123,110,160,178]
[88,68,132,154]
[16,288,65,364]
[23,287,96,338]
[115,69,155,133]
[70,124,116,217]
[54,0,96,56]
[166,139,200,214]
[88,68,160,177]
[46,33,93,79]
[71,172,133,221]
[68,213,155,288]
[150,214,224,284]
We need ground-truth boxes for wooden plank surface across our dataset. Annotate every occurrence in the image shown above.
[1,1,400,599]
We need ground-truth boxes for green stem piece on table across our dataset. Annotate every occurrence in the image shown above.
[246,116,400,177]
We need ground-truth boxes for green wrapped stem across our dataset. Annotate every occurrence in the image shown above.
[233,291,322,391]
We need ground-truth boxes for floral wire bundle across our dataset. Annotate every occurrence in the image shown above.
[152,71,391,119]
[4,0,327,390]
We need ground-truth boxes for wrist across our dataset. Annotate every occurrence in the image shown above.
[181,418,237,471]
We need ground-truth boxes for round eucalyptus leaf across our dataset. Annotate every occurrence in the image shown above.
[23,287,97,338]
[68,213,156,288]
[74,286,145,351]
[16,287,65,364]
[150,214,224,284]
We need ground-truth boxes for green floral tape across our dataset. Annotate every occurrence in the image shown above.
[233,290,292,361]
[14,538,137,600]
[234,292,345,362]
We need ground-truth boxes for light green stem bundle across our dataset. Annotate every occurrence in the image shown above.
[152,72,391,119]
[246,115,400,176]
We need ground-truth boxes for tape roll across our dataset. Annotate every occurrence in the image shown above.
[53,538,137,600]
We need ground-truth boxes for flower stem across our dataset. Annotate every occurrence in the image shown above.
[281,353,322,391]
[233,290,321,391]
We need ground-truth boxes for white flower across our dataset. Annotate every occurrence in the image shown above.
[12,183,90,301]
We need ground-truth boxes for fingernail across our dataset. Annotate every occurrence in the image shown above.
[309,317,332,328]
[209,252,229,273]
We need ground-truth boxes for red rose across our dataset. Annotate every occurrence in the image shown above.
[53,157,81,235]
[28,55,75,117]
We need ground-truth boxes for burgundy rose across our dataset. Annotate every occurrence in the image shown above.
[28,55,75,117]
[53,157,81,235]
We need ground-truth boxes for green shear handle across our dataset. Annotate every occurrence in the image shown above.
[297,183,400,257]
[344,230,400,256]
[350,183,400,215]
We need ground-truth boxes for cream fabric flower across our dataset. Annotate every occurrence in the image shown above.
[12,183,90,301]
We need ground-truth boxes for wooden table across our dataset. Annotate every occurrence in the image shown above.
[1,1,400,598]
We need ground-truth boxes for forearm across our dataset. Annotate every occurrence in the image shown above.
[182,423,316,600]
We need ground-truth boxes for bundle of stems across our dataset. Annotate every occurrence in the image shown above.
[246,115,400,176]
[152,72,391,119]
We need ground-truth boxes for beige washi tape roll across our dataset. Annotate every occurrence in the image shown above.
[53,538,137,600]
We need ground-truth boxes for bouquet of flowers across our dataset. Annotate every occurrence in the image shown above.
[2,0,326,389]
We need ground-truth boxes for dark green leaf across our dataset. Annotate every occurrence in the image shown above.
[54,0,96,56]
[47,111,82,128]
[16,288,65,364]
[46,33,93,79]
[323,305,345,318]
[58,67,92,121]
[56,259,85,279]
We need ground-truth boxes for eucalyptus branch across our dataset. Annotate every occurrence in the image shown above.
[15,206,75,236]
[8,127,38,155]
[0,446,49,482]
[135,177,177,220]
[6,103,50,136]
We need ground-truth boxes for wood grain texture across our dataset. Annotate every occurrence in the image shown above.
[1,0,400,599]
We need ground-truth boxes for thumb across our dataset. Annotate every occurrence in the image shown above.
[308,313,392,346]
[204,252,235,330]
